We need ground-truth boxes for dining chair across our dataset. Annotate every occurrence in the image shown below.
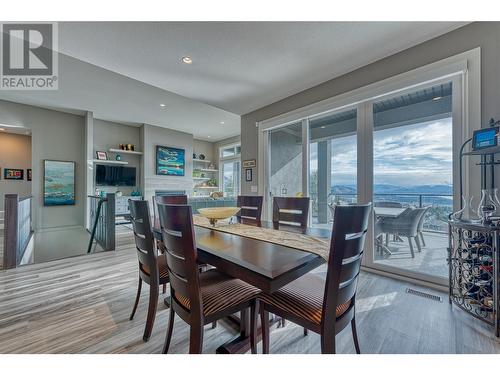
[272,197,310,228]
[157,203,260,354]
[152,194,188,294]
[129,199,170,342]
[259,203,372,354]
[236,195,263,226]
[416,206,430,247]
[379,207,428,258]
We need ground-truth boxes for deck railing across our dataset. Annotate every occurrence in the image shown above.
[3,194,33,269]
[311,192,453,233]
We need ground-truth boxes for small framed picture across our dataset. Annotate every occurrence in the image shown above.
[4,168,24,180]
[245,168,252,182]
[96,151,108,160]
[242,159,256,168]
[27,169,32,181]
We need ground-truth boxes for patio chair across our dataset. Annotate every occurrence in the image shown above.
[379,207,428,258]
[416,206,431,247]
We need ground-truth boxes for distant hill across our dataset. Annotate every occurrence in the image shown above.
[331,184,452,195]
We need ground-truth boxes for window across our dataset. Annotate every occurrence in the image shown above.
[219,143,241,197]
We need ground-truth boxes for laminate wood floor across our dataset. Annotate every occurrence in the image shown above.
[0,232,499,354]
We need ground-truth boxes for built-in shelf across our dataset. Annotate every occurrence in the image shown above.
[93,159,129,165]
[200,168,218,172]
[108,148,143,155]
[194,186,219,189]
[193,159,211,163]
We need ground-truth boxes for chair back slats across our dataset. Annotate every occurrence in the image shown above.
[129,200,159,282]
[272,197,310,227]
[338,255,363,285]
[336,277,359,307]
[342,233,367,259]
[321,203,372,331]
[236,196,263,225]
[157,203,203,318]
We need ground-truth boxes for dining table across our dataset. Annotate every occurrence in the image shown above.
[152,217,330,354]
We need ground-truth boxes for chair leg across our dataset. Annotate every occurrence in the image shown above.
[143,285,159,342]
[320,333,336,354]
[303,328,308,336]
[408,237,415,258]
[250,300,258,354]
[129,278,142,320]
[385,234,389,246]
[260,309,270,354]
[420,231,426,247]
[351,318,361,354]
[188,323,204,354]
[162,301,175,354]
[162,283,166,294]
[281,318,286,327]
[415,235,422,252]
[212,321,217,329]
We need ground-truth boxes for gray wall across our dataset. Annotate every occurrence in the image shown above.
[193,139,215,163]
[93,119,142,196]
[240,22,500,194]
[0,100,85,230]
[0,133,32,210]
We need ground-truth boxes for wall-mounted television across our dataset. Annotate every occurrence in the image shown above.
[95,165,136,186]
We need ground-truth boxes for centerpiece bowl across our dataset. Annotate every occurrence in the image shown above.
[197,207,241,227]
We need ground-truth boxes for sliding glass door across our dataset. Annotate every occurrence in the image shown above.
[260,72,465,286]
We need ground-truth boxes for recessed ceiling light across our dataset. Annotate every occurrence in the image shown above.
[220,121,225,125]
[207,135,211,138]
[160,103,166,107]
[320,126,326,129]
[181,56,193,64]
[0,128,4,131]
[432,96,442,101]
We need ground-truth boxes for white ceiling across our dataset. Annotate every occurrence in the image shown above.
[0,22,467,142]
[58,22,467,115]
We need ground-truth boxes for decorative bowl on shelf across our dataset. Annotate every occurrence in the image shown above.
[198,207,241,227]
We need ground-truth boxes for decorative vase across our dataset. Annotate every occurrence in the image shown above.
[478,189,497,224]
[452,195,481,223]
[116,154,122,161]
[199,154,205,160]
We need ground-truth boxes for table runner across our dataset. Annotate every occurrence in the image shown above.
[193,215,330,261]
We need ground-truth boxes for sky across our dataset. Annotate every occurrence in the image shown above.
[310,117,453,187]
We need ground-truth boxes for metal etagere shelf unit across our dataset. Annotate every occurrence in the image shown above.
[448,220,499,337]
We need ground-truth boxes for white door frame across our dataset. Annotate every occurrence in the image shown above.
[257,48,480,286]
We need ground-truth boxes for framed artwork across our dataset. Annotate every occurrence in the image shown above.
[96,151,107,160]
[27,169,32,181]
[44,160,76,206]
[242,159,256,168]
[156,145,185,176]
[4,168,24,180]
[245,168,253,182]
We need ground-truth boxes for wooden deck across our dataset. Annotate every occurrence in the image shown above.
[0,231,499,354]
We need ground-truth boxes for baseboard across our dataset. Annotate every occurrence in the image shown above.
[361,265,448,293]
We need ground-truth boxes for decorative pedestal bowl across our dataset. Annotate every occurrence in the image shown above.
[197,207,241,227]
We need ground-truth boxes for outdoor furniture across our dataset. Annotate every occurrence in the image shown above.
[157,203,260,354]
[259,203,372,354]
[374,201,403,208]
[378,207,428,258]
[129,200,169,342]
[236,195,263,226]
[416,206,431,247]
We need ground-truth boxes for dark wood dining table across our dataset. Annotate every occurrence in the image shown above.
[152,218,330,353]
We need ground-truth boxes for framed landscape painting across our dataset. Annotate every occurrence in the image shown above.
[156,145,185,176]
[44,160,76,206]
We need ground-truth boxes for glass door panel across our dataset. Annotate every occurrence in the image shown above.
[268,121,303,206]
[221,160,240,197]
[309,108,357,228]
[372,82,454,281]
